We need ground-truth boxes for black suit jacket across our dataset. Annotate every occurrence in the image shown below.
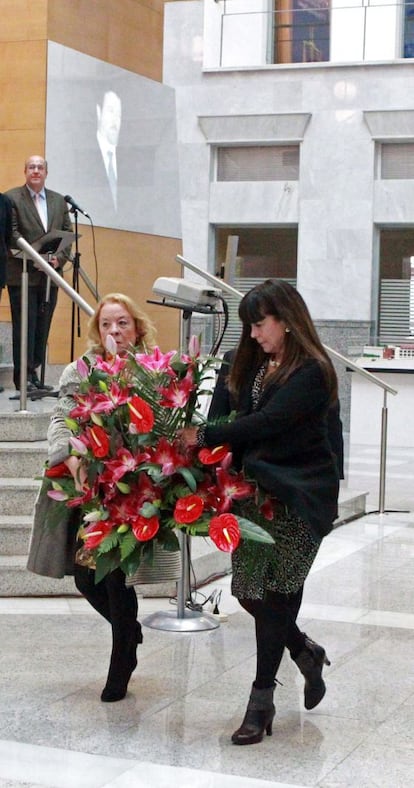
[6,185,73,287]
[206,356,340,540]
[0,193,12,288]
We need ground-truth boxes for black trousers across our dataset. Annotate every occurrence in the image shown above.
[239,587,306,689]
[8,280,58,386]
[73,564,140,687]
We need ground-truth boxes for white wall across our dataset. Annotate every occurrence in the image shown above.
[204,0,403,69]
[164,2,414,325]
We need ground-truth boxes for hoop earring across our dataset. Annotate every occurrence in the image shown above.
[285,327,290,333]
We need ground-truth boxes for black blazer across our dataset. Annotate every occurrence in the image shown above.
[0,193,12,288]
[205,355,340,540]
[209,349,344,479]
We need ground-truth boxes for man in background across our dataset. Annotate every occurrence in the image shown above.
[6,155,72,392]
[0,193,12,393]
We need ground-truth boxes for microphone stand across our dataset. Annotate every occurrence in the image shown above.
[70,208,81,362]
[69,208,100,362]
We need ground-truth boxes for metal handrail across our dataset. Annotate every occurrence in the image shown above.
[176,254,397,513]
[15,237,94,411]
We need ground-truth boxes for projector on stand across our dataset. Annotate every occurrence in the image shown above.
[152,277,222,309]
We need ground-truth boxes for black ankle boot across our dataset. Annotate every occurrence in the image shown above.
[101,622,143,703]
[231,684,275,745]
[294,636,331,710]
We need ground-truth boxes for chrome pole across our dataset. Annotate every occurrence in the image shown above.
[19,253,29,410]
[378,389,388,514]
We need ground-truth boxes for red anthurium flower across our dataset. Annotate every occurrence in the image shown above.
[174,494,204,524]
[132,514,160,542]
[83,520,115,549]
[85,424,111,458]
[209,513,240,553]
[198,444,232,465]
[128,395,154,433]
[44,462,72,478]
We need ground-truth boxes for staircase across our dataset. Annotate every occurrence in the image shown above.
[0,398,369,597]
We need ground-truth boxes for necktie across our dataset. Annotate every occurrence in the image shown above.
[107,151,117,211]
[34,192,47,231]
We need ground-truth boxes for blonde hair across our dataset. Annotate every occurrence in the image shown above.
[87,293,157,354]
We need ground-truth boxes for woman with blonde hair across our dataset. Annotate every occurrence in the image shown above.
[28,293,156,702]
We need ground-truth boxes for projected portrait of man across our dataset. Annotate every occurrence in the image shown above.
[96,90,122,212]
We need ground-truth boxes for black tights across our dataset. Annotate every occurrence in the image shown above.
[239,587,306,689]
[74,564,141,690]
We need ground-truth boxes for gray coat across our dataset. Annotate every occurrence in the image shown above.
[26,355,95,578]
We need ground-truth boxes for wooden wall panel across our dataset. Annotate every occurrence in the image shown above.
[0,42,47,131]
[0,131,46,189]
[47,0,165,81]
[0,1,182,365]
[0,1,47,40]
[47,225,181,362]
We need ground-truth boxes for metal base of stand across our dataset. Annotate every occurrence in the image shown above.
[142,531,220,632]
[143,608,219,632]
[9,388,58,401]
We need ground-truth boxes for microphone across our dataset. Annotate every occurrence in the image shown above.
[64,195,90,219]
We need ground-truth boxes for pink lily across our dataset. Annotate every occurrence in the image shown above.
[134,346,176,373]
[94,354,127,375]
[76,356,90,379]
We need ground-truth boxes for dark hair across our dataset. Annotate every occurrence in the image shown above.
[229,279,338,402]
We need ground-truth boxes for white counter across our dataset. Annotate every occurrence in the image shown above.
[349,357,414,447]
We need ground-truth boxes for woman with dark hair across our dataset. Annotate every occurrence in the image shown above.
[179,279,340,745]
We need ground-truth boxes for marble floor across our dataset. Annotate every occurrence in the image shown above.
[1,438,414,786]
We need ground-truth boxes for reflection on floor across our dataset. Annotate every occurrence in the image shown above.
[1,440,414,787]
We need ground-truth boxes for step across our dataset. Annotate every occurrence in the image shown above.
[0,412,53,442]
[0,515,33,555]
[0,489,366,598]
[0,441,47,477]
[0,549,231,598]
[0,363,14,388]
[335,486,368,526]
[0,478,40,515]
[0,556,78,596]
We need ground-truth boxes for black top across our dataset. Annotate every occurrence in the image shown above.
[0,194,12,288]
[209,349,344,479]
[205,354,340,540]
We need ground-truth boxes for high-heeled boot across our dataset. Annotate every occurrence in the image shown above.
[293,636,331,710]
[101,623,143,703]
[231,684,275,745]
